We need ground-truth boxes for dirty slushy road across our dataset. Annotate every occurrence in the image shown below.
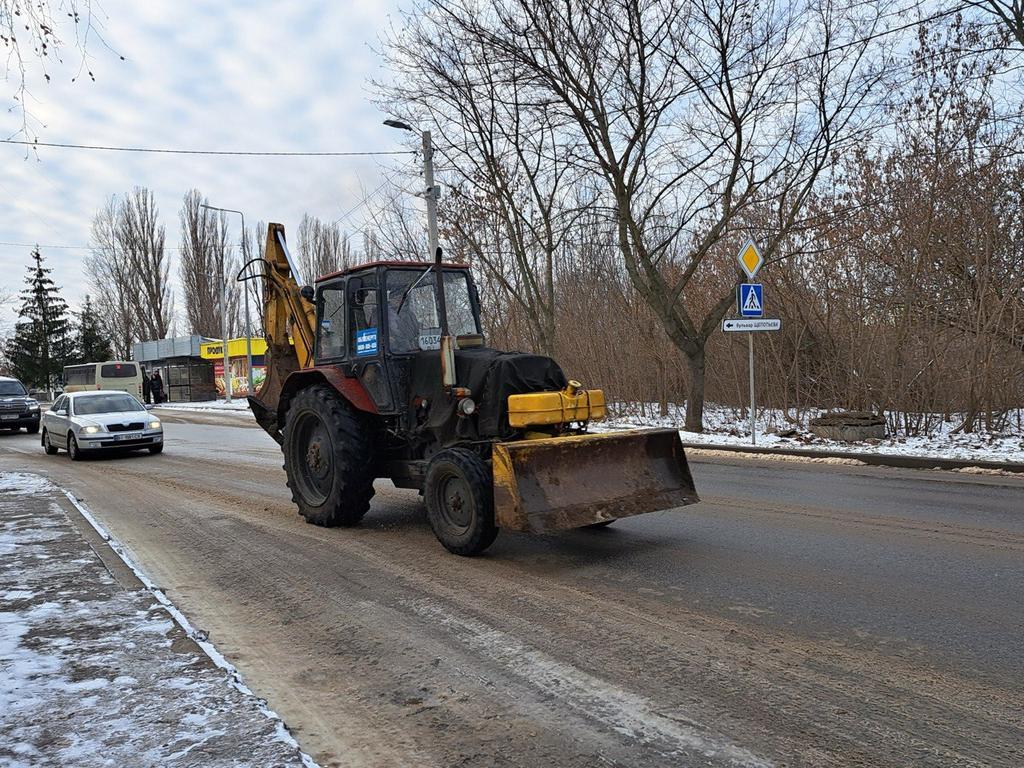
[2,415,1021,768]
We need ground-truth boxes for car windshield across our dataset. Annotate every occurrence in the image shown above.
[73,394,144,415]
[0,381,27,396]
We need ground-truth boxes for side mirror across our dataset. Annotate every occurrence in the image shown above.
[145,404,155,410]
[55,409,67,416]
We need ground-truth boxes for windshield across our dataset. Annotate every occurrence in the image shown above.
[0,381,27,396]
[385,269,479,353]
[73,394,145,415]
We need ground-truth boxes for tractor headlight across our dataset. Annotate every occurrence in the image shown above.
[457,397,476,416]
[82,425,101,434]
[149,420,161,430]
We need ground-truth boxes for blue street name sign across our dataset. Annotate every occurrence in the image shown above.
[738,283,763,318]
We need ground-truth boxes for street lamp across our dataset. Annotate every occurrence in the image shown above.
[385,118,456,390]
[200,203,254,400]
[383,119,440,264]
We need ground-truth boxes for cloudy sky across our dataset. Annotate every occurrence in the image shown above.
[1,0,416,331]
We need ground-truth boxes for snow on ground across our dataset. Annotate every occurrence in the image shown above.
[0,473,315,768]
[602,403,1024,465]
[156,400,252,413]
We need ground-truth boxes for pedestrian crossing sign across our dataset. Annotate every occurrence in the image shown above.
[738,283,763,317]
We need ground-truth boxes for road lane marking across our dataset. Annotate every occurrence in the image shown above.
[406,597,772,767]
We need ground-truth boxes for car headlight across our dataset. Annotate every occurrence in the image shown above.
[27,399,39,411]
[82,425,101,434]
[148,420,161,429]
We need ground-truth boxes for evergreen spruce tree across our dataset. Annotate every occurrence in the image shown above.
[4,249,74,389]
[76,294,113,362]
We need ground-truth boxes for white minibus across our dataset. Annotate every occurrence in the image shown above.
[63,361,145,400]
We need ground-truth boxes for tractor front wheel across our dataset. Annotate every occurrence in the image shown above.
[283,385,375,527]
[424,448,498,556]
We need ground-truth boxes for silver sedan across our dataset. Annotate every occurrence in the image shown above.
[41,391,164,460]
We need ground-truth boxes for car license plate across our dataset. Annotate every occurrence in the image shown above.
[115,432,142,441]
[0,414,17,420]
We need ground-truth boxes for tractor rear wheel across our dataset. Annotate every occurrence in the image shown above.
[424,448,498,556]
[283,384,375,527]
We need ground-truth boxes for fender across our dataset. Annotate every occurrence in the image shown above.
[278,367,379,432]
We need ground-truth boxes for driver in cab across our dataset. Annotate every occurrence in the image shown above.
[387,289,421,353]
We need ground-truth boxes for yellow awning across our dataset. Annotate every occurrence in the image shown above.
[200,337,268,359]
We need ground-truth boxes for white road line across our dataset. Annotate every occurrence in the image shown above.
[406,597,772,767]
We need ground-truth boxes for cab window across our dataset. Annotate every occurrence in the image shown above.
[350,285,380,357]
[317,283,346,359]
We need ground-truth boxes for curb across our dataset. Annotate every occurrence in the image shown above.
[680,441,1024,474]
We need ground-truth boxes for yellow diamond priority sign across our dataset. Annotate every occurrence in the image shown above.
[737,239,763,280]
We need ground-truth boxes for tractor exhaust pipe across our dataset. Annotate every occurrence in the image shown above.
[434,246,456,391]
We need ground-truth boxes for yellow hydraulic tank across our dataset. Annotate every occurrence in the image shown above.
[507,381,606,428]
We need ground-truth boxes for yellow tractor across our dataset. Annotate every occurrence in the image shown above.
[246,224,698,555]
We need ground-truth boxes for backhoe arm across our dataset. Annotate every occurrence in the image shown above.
[249,223,316,440]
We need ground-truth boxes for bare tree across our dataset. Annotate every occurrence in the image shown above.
[972,0,1024,45]
[86,198,138,357]
[380,18,590,355]
[295,213,352,283]
[401,0,890,430]
[178,189,240,339]
[85,189,173,354]
[1,1,121,136]
[118,187,173,339]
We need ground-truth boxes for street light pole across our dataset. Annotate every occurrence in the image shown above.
[384,118,454,389]
[383,119,440,262]
[201,203,253,398]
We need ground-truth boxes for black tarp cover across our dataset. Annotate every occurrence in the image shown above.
[408,347,567,444]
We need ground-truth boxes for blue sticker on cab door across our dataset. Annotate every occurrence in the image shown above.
[355,328,378,356]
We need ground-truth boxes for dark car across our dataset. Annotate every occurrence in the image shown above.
[0,376,41,433]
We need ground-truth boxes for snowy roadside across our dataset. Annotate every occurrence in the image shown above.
[0,472,316,768]
[601,404,1024,466]
[155,400,253,414]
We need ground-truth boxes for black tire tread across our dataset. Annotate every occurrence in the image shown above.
[68,433,82,461]
[282,384,375,527]
[425,448,498,556]
[42,429,58,455]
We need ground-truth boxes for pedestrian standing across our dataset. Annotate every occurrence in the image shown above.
[142,372,152,404]
[151,371,165,404]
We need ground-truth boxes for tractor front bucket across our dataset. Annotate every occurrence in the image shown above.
[491,428,699,533]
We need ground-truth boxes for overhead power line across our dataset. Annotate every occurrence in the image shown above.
[0,240,184,251]
[0,139,416,158]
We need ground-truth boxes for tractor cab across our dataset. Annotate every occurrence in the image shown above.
[310,261,486,417]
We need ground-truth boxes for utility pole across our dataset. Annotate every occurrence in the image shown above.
[421,129,439,262]
[384,119,451,387]
[384,119,440,260]
[221,275,231,403]
[201,203,252,398]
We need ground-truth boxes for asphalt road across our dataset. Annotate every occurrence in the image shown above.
[2,415,1021,767]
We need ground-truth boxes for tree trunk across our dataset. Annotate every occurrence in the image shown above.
[684,347,706,433]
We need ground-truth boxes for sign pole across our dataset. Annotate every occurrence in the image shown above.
[748,332,756,445]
